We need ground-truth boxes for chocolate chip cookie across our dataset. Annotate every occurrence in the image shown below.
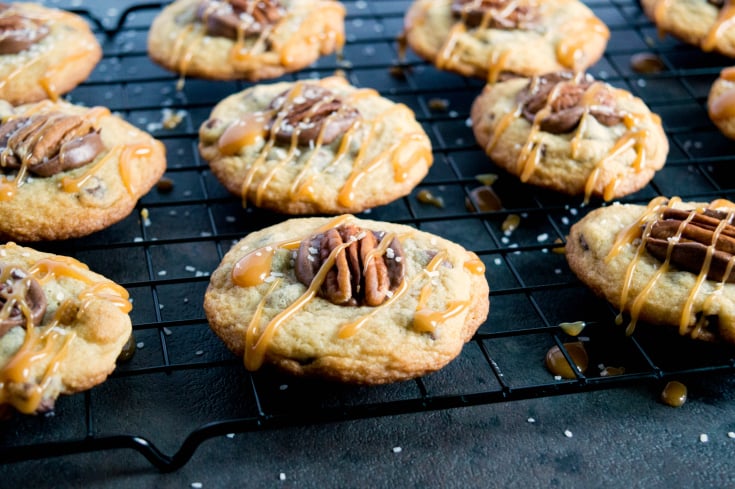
[0,2,101,105]
[470,71,669,202]
[0,99,167,241]
[566,197,735,344]
[204,215,490,384]
[198,76,433,214]
[0,242,132,415]
[641,0,735,58]
[404,0,609,81]
[147,0,345,82]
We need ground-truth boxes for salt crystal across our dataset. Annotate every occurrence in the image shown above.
[279,473,286,481]
[392,446,402,453]
[564,430,573,438]
[700,434,709,443]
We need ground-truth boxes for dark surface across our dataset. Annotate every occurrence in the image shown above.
[4,0,735,486]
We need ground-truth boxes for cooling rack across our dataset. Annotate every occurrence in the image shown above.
[2,0,735,472]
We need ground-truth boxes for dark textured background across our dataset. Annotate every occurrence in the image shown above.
[3,0,735,486]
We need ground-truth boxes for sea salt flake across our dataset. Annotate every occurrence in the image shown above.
[564,430,573,438]
[279,473,286,481]
[191,483,203,489]
[728,432,735,439]
[392,446,402,453]
[527,417,536,423]
[700,434,709,443]
[226,433,235,438]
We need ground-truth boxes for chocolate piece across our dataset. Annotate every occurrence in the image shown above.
[451,0,536,29]
[196,0,285,39]
[267,84,360,146]
[645,207,735,283]
[0,112,104,177]
[0,266,47,337]
[519,72,623,134]
[0,8,50,55]
[295,225,404,306]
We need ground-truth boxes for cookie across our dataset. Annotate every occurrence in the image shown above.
[0,99,167,242]
[641,0,735,58]
[147,0,345,83]
[0,242,132,414]
[403,0,609,82]
[470,71,669,202]
[0,2,101,105]
[708,66,735,139]
[566,196,735,345]
[199,76,433,214]
[204,215,490,384]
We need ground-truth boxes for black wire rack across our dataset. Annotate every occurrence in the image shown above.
[2,0,735,472]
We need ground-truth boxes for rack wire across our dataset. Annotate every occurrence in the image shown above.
[2,0,735,472]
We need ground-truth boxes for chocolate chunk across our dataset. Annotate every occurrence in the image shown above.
[0,265,47,337]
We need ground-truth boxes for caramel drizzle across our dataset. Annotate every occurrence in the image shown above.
[430,0,607,80]
[177,2,345,88]
[232,220,476,371]
[487,76,653,202]
[709,67,735,121]
[1,105,151,201]
[0,8,98,101]
[0,252,131,413]
[231,81,429,208]
[606,197,735,338]
[652,0,735,51]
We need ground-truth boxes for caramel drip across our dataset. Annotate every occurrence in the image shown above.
[231,24,274,63]
[361,232,399,274]
[709,68,735,120]
[487,49,511,84]
[678,209,735,337]
[171,23,201,90]
[652,0,670,38]
[232,246,276,287]
[556,17,609,71]
[337,105,425,207]
[38,46,98,101]
[703,0,735,52]
[231,215,353,285]
[436,22,467,71]
[239,83,305,205]
[606,196,671,262]
[583,129,648,203]
[463,254,486,274]
[279,4,346,67]
[337,280,409,339]
[1,252,130,413]
[244,237,355,371]
[516,82,566,181]
[219,112,269,155]
[61,139,154,196]
[486,104,522,153]
[255,130,300,206]
[0,325,75,414]
[414,300,470,333]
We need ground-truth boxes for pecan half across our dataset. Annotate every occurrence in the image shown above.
[295,224,405,306]
[0,265,47,337]
[267,84,360,146]
[451,0,536,29]
[519,72,623,134]
[0,7,50,55]
[0,112,104,177]
[196,0,285,39]
[645,208,735,283]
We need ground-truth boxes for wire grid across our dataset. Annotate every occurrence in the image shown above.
[2,0,735,471]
